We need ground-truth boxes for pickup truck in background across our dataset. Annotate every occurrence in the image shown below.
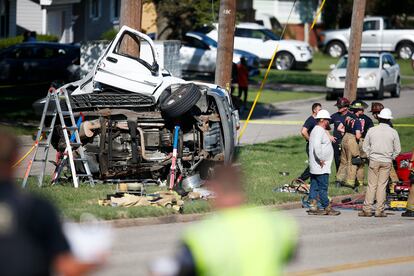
[322,17,414,59]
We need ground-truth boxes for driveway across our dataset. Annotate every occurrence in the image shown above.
[239,87,414,144]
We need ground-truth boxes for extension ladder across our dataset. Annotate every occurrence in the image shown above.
[22,87,94,188]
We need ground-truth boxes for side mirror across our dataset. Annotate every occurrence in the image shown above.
[383,63,391,69]
[329,64,336,70]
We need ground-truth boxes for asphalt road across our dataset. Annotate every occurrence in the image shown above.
[239,87,414,144]
[93,208,414,276]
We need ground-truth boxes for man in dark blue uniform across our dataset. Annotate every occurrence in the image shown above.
[336,102,363,190]
[296,103,322,182]
[330,97,351,172]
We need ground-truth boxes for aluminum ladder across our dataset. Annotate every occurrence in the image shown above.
[22,87,94,188]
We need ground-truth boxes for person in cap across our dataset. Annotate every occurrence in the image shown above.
[162,165,298,275]
[360,108,401,217]
[353,100,374,187]
[370,102,400,185]
[296,103,322,183]
[402,148,414,217]
[307,110,340,216]
[330,97,351,172]
[335,101,363,190]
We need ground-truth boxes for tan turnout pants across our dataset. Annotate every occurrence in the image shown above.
[357,138,366,185]
[336,133,360,187]
[363,160,392,214]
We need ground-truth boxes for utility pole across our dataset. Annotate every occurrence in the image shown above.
[215,0,236,91]
[343,0,366,102]
[120,0,143,56]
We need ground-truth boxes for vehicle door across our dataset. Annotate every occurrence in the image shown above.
[180,35,215,73]
[0,48,18,83]
[31,46,64,83]
[381,55,393,86]
[362,19,381,51]
[234,28,263,57]
[94,26,163,94]
[6,46,35,84]
[384,54,398,84]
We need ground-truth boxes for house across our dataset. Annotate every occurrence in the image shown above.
[253,0,322,47]
[0,0,156,42]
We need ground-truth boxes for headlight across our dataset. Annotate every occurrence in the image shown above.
[364,73,377,81]
[296,46,307,51]
[327,73,336,81]
[400,159,410,168]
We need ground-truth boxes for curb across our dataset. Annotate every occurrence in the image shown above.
[106,193,363,228]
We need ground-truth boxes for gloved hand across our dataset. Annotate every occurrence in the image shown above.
[351,156,362,166]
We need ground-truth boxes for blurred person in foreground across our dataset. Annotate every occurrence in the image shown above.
[151,165,298,276]
[307,110,340,216]
[0,130,100,276]
[360,108,401,217]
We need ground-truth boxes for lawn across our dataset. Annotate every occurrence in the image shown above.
[246,89,321,105]
[25,117,414,221]
[253,52,414,87]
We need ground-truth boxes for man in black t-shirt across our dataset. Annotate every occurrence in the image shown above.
[296,103,322,182]
[0,131,100,276]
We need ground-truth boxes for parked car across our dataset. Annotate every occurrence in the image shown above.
[36,26,238,183]
[180,31,260,77]
[0,42,80,86]
[205,22,313,70]
[326,52,400,100]
[322,16,414,59]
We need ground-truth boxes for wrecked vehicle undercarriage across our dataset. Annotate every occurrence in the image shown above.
[49,26,238,185]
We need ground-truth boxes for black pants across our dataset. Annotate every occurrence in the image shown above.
[238,86,248,106]
[298,142,311,181]
[332,140,341,172]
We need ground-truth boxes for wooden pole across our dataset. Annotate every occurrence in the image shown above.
[120,0,143,56]
[343,0,366,102]
[215,0,236,91]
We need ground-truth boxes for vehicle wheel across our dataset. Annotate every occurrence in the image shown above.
[397,42,414,60]
[376,79,384,100]
[275,52,295,70]
[160,83,201,117]
[391,77,401,98]
[326,41,345,58]
[325,93,338,101]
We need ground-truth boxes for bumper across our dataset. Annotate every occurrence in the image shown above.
[326,87,378,95]
[295,59,312,69]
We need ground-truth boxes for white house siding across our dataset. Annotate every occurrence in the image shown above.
[16,0,43,34]
[46,4,73,43]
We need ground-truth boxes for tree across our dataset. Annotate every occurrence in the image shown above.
[150,0,219,40]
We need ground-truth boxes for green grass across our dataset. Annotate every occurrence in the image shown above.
[246,89,321,105]
[26,117,414,221]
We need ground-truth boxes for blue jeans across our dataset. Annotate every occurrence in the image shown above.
[309,174,330,208]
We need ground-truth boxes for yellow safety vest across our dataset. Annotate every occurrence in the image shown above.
[183,207,298,276]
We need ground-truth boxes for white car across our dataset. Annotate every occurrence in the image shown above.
[36,26,238,183]
[180,32,260,76]
[205,22,313,70]
[326,52,401,100]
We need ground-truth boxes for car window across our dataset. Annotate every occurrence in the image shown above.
[363,20,380,31]
[114,31,155,66]
[11,47,34,59]
[33,47,62,59]
[182,36,209,49]
[337,56,380,69]
[235,28,253,38]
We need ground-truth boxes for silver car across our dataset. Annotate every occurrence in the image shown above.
[326,52,400,100]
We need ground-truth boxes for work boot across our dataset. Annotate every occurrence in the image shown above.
[335,180,344,188]
[324,205,341,216]
[401,209,414,217]
[375,212,387,218]
[307,200,323,215]
[358,211,373,217]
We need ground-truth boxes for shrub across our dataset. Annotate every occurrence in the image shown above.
[101,28,118,41]
[0,34,59,50]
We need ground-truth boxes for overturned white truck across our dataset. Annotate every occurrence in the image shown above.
[49,26,239,184]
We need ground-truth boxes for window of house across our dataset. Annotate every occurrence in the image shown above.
[89,0,101,20]
[111,0,121,22]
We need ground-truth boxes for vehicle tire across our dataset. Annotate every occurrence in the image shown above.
[376,79,384,100]
[391,77,401,98]
[160,83,201,117]
[275,52,295,70]
[326,41,345,58]
[397,42,414,60]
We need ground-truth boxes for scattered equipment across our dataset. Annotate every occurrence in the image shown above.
[22,87,94,188]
